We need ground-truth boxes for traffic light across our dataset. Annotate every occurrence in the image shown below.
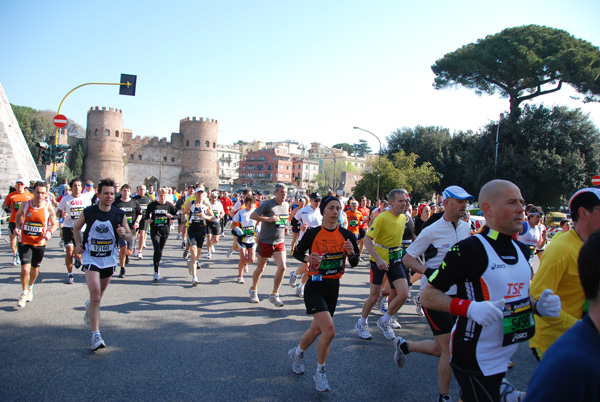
[119,74,137,96]
[54,144,70,164]
[37,142,52,165]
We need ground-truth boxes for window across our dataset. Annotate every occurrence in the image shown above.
[286,166,290,170]
[273,156,276,160]
[104,129,110,136]
[115,130,120,137]
[205,141,210,147]
[130,154,134,159]
[95,129,98,136]
[257,164,263,170]
[171,157,175,162]
[195,140,200,147]
[286,174,290,178]
[267,165,272,171]
[163,156,167,162]
[138,155,142,160]
[213,142,216,148]
[250,157,255,161]
[186,140,190,146]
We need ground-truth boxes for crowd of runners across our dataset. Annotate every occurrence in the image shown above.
[3,176,600,401]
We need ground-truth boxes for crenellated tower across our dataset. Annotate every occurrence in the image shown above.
[178,117,219,191]
[84,107,125,185]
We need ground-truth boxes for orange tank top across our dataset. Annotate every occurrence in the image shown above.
[20,200,50,246]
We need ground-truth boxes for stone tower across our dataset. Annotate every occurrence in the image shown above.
[178,117,218,191]
[84,107,124,185]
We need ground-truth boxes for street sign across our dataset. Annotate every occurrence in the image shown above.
[592,175,600,186]
[53,114,68,128]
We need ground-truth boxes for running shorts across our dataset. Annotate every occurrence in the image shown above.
[304,277,339,316]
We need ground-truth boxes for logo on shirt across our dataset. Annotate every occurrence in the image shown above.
[491,263,506,270]
[95,225,110,233]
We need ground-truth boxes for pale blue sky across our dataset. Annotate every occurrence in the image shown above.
[2,0,599,152]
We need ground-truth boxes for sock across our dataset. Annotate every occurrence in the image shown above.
[27,285,33,291]
[358,317,367,326]
[317,363,326,372]
[382,312,392,324]
[272,293,279,296]
[92,330,100,337]
[22,290,28,295]
[295,345,305,357]
[299,283,305,290]
[69,273,74,277]
[400,341,410,355]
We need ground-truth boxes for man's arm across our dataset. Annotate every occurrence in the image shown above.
[73,212,86,254]
[363,235,388,271]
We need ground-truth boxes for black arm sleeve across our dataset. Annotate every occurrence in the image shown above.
[338,227,360,267]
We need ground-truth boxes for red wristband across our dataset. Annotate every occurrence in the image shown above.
[450,298,472,317]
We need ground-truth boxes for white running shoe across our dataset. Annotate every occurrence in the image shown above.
[25,289,33,302]
[354,320,372,340]
[84,300,90,324]
[288,347,305,375]
[314,369,331,392]
[176,233,181,240]
[237,276,245,284]
[17,292,27,308]
[11,255,18,266]
[91,333,106,351]
[153,273,159,282]
[394,336,407,367]
[295,285,304,298]
[192,277,199,287]
[205,252,212,259]
[227,247,233,258]
[137,251,143,260]
[500,378,525,402]
[211,245,215,253]
[389,316,402,329]
[377,317,396,340]
[289,270,297,287]
[249,288,260,303]
[380,298,389,314]
[244,265,248,273]
[269,293,284,307]
[414,294,424,316]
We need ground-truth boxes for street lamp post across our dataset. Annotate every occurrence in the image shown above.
[353,127,381,200]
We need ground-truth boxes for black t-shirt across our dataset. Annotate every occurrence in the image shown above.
[147,201,177,237]
[113,198,141,229]
[403,215,415,241]
[132,194,152,219]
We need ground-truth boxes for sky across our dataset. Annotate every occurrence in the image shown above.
[2,0,599,153]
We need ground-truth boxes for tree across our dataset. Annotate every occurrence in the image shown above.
[432,25,600,120]
[352,150,439,202]
[70,139,85,179]
[332,143,354,154]
[352,139,372,157]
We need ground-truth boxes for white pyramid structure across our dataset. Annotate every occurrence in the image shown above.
[0,83,42,192]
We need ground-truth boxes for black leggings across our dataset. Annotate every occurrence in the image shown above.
[151,232,168,272]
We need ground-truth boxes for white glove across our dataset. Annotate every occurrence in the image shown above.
[536,289,561,317]
[234,227,243,236]
[467,299,505,326]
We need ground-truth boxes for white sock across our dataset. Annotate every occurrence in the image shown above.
[317,363,326,372]
[382,312,392,324]
[358,317,367,326]
[295,345,305,356]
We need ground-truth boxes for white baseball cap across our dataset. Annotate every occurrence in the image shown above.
[441,186,474,202]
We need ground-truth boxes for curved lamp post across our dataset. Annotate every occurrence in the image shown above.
[353,127,381,200]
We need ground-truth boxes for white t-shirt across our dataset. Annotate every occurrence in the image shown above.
[58,194,92,228]
[296,205,323,241]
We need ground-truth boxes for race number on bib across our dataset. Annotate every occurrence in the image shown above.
[90,239,113,257]
[502,297,535,346]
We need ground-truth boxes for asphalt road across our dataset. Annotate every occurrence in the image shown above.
[0,229,541,402]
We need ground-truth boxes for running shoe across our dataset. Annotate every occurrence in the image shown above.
[288,347,305,375]
[237,276,245,284]
[295,285,304,298]
[74,258,82,269]
[377,317,396,340]
[84,300,90,324]
[438,395,451,402]
[206,252,212,260]
[181,241,186,249]
[59,239,64,249]
[500,378,525,402]
[118,268,125,278]
[176,233,181,240]
[137,251,143,260]
[66,275,74,285]
[508,360,515,369]
[91,333,106,351]
[389,316,402,329]
[414,294,424,316]
[269,293,284,307]
[313,369,331,392]
[380,298,389,314]
[25,289,33,302]
[153,273,159,282]
[183,250,190,260]
[192,277,199,287]
[196,260,201,269]
[249,288,260,303]
[11,255,18,265]
[227,247,233,258]
[394,336,407,367]
[125,255,130,265]
[354,321,372,340]
[17,292,27,308]
[211,245,215,253]
[244,265,248,273]
[289,270,297,287]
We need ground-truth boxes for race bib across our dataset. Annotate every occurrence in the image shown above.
[389,246,403,265]
[90,238,113,257]
[314,252,344,276]
[23,221,43,236]
[242,226,255,236]
[349,219,359,227]
[275,215,288,228]
[154,216,169,226]
[502,297,535,346]
[70,207,84,221]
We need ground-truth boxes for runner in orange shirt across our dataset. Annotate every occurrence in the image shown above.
[345,201,364,240]
[2,178,34,265]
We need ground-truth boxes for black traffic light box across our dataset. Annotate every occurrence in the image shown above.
[119,74,137,96]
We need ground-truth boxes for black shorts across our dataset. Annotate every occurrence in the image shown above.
[236,237,256,248]
[83,264,115,279]
[369,261,407,289]
[187,227,206,248]
[304,277,340,316]
[452,367,504,402]
[18,243,46,267]
[207,220,220,236]
[291,226,300,234]
[137,219,148,232]
[423,306,456,336]
[358,228,367,239]
[9,222,16,235]
[62,227,75,246]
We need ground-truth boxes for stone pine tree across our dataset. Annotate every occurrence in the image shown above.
[431,25,600,120]
[71,139,85,179]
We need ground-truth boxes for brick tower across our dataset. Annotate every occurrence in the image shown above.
[84,107,124,185]
[178,117,218,191]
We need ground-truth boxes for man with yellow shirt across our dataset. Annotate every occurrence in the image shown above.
[529,188,600,359]
[354,189,409,340]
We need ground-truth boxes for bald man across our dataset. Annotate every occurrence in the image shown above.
[419,180,561,402]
